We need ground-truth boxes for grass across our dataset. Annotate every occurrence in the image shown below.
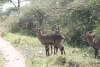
[1,31,100,67]
[2,32,42,48]
[0,54,3,67]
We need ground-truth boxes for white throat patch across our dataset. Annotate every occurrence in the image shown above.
[60,39,64,46]
[93,38,95,44]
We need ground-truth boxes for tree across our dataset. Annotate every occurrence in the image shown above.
[9,0,20,10]
[34,9,44,28]
[9,0,31,10]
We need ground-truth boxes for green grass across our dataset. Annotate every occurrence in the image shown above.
[0,57,3,67]
[1,32,100,67]
[2,32,42,48]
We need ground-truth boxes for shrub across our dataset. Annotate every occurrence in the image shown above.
[8,6,45,36]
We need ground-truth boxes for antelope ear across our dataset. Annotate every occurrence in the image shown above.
[36,27,38,30]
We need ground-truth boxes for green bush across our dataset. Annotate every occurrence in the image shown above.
[1,15,7,21]
[62,5,100,47]
[92,25,100,37]
[5,3,45,36]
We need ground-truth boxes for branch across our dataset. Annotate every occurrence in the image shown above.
[10,0,18,11]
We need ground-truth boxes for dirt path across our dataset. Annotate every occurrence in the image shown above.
[0,37,26,67]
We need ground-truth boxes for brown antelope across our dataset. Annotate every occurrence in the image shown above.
[52,26,60,55]
[36,27,66,57]
[46,26,60,55]
[83,31,100,58]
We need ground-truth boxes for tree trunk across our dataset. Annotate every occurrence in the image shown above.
[18,0,20,10]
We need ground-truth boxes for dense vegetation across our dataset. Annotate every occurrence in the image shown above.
[0,0,100,67]
[3,0,100,47]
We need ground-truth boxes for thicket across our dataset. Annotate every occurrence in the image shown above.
[6,5,45,36]
[65,5,100,47]
[50,5,100,47]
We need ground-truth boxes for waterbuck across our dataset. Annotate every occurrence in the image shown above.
[83,31,100,58]
[36,27,66,57]
[52,26,60,55]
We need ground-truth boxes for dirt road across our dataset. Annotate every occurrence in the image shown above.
[0,37,26,67]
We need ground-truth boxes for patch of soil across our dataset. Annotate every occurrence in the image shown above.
[0,37,26,67]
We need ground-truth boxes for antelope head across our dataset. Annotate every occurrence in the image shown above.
[83,31,92,41]
[52,26,60,34]
[36,27,42,36]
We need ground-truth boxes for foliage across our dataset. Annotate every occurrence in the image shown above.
[3,7,18,16]
[92,25,100,37]
[6,5,45,36]
[0,15,7,21]
[60,5,100,47]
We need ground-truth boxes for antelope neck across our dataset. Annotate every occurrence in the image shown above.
[37,32,42,39]
[87,33,93,46]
